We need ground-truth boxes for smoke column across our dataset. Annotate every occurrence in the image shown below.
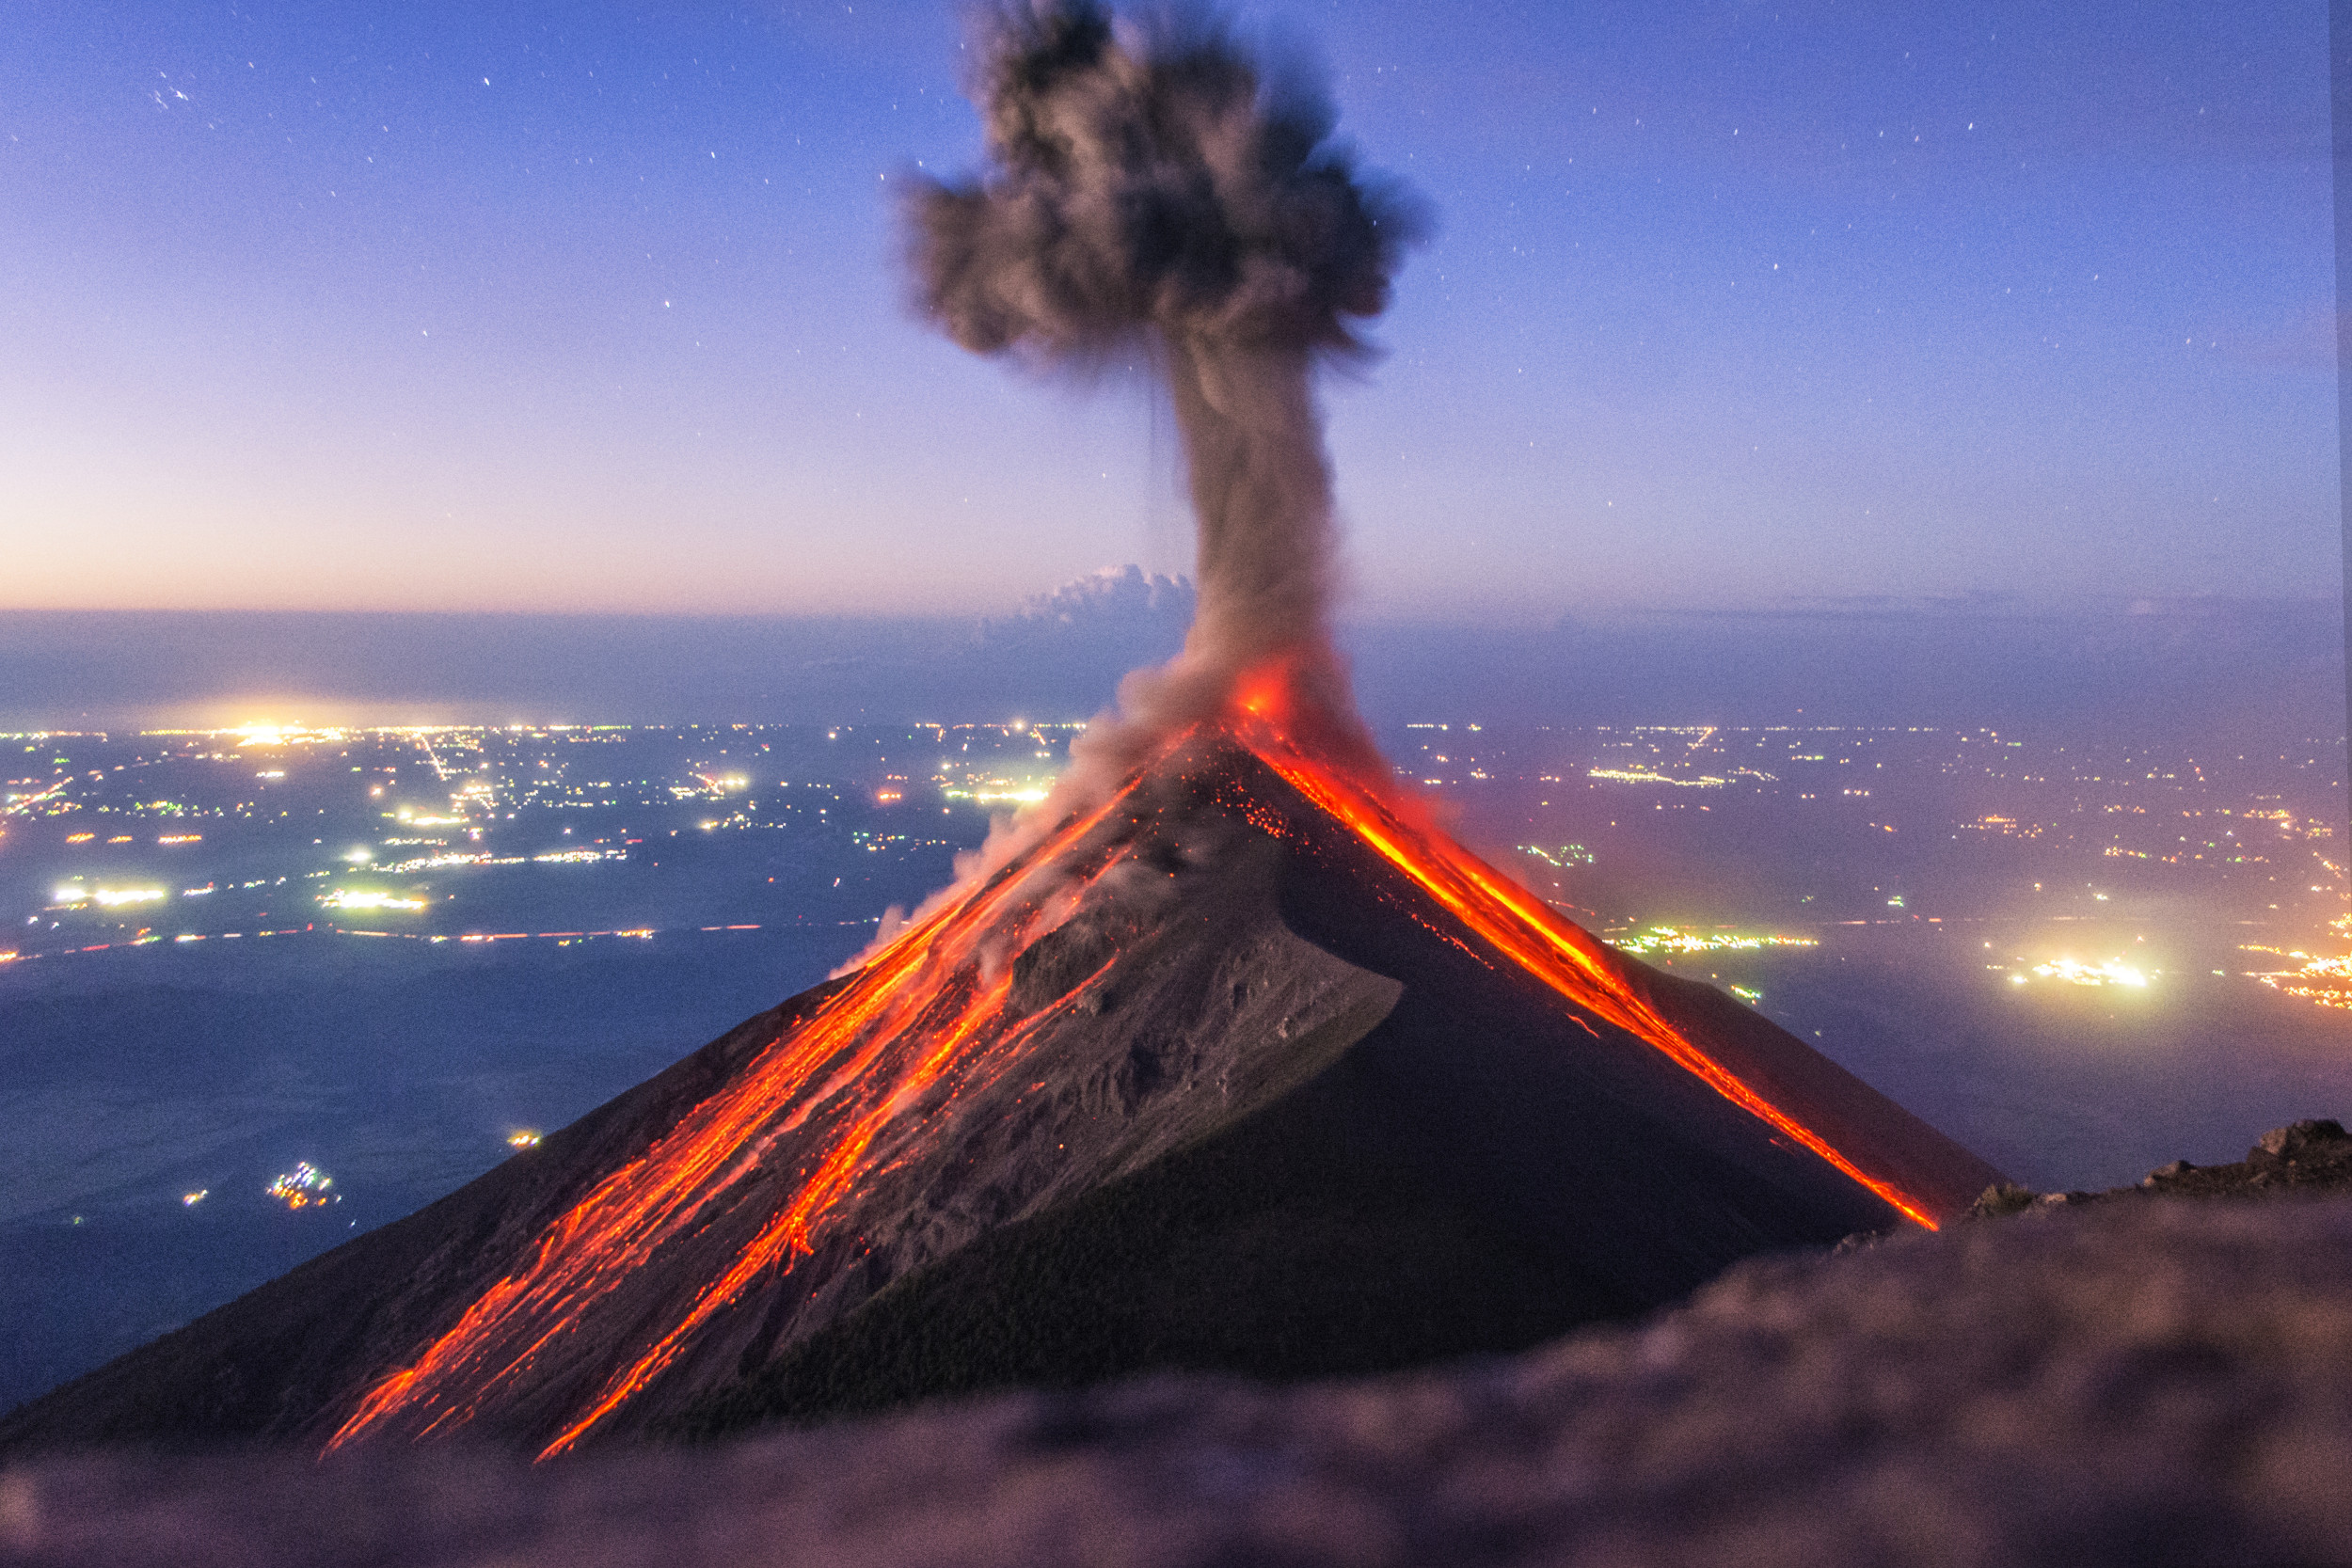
[907,0,1422,842]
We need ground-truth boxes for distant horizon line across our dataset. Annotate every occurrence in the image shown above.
[0,591,2340,626]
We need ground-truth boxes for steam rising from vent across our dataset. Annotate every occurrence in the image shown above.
[906,0,1422,847]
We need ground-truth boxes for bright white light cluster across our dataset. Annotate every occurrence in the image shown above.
[1588,768,1727,788]
[317,888,427,911]
[265,1161,340,1209]
[1613,926,1818,957]
[2026,957,2150,988]
[51,885,166,908]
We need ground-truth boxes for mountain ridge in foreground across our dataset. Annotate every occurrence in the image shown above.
[10,1192,2344,1568]
[0,728,2001,1456]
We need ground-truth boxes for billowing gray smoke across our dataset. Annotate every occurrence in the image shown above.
[907,0,1421,807]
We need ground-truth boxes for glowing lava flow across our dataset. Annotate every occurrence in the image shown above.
[1235,720,1942,1234]
[532,967,1017,1457]
[322,795,1128,1458]
[326,705,1936,1460]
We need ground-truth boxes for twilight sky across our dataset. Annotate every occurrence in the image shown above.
[0,1,2333,621]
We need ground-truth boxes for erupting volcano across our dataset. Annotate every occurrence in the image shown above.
[0,707,1998,1458]
[0,1,2002,1461]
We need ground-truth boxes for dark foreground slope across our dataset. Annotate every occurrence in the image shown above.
[0,981,853,1449]
[7,1192,2347,1568]
[0,736,1999,1454]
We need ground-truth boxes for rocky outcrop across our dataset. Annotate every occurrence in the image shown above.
[1969,1118,2352,1219]
[4,1190,2347,1567]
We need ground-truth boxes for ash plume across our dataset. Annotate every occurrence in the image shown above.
[905,0,1422,854]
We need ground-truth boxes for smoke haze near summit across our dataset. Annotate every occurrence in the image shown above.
[906,0,1422,802]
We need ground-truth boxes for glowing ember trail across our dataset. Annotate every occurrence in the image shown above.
[322,794,1129,1457]
[1232,712,1941,1234]
[533,968,1018,1459]
[326,697,1935,1460]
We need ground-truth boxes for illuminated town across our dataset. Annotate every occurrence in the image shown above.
[1369,721,2344,1008]
[263,1162,340,1211]
[1,712,2344,1410]
[0,721,1082,963]
[3,718,2342,1006]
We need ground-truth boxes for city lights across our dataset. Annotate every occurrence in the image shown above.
[52,886,167,908]
[7,721,2336,1045]
[318,889,428,912]
[1612,927,1820,958]
[945,784,1052,803]
[2026,958,2151,989]
[2254,954,2352,1010]
[2242,917,2352,1010]
[1588,767,1728,788]
[265,1162,340,1210]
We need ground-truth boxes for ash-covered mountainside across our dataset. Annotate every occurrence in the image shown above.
[0,733,1999,1456]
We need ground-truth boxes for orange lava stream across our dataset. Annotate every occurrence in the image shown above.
[1241,725,1941,1232]
[326,703,1935,1460]
[323,795,1126,1456]
[539,944,1122,1458]
[534,967,1016,1458]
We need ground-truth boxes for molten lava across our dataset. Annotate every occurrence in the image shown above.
[324,793,1131,1459]
[323,688,1940,1460]
[1231,716,1939,1233]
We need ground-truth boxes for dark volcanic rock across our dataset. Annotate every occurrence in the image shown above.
[1964,1118,2352,1217]
[2160,1118,2352,1198]
[660,1044,1638,1439]
[3,1195,2347,1568]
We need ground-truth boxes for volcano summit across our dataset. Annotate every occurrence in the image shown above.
[0,716,2000,1457]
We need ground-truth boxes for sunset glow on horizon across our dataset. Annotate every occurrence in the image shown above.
[1,2,2332,621]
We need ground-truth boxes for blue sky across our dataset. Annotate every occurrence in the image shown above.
[0,0,2334,619]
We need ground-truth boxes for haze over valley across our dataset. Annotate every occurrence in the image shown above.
[5,642,2344,1411]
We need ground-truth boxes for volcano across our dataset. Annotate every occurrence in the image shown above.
[0,717,2001,1459]
[0,0,2013,1466]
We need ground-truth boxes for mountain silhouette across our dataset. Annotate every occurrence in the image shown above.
[0,726,2000,1457]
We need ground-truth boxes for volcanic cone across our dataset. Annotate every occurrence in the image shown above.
[0,716,2001,1457]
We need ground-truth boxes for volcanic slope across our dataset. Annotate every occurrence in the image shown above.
[0,731,2001,1457]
